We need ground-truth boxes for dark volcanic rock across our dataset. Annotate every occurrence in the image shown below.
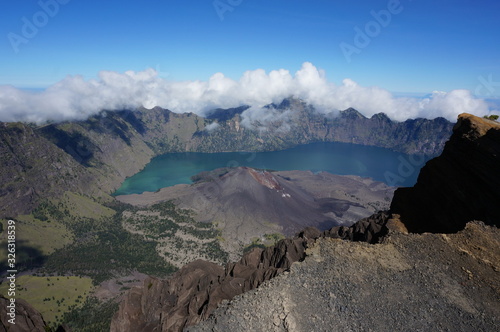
[111,113,500,332]
[390,113,500,233]
[189,221,500,332]
[110,228,320,332]
[112,113,499,332]
[110,213,394,332]
[323,211,391,243]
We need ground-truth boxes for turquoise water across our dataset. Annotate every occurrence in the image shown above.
[114,142,432,195]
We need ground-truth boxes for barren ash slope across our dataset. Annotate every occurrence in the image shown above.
[117,166,394,259]
[111,114,500,332]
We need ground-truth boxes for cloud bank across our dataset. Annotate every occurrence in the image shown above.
[0,62,495,123]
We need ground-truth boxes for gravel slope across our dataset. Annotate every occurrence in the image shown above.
[188,221,500,332]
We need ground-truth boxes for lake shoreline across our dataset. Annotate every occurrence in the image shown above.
[113,142,433,196]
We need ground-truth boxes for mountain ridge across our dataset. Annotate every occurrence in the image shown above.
[0,99,453,218]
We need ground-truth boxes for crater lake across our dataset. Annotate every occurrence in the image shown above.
[113,142,433,196]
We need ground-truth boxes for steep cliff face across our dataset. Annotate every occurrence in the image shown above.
[186,113,500,332]
[0,111,159,218]
[0,122,97,218]
[198,99,453,155]
[390,113,500,233]
[39,111,156,192]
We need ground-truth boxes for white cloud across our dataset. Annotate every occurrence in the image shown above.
[204,122,220,132]
[240,106,296,132]
[0,62,495,123]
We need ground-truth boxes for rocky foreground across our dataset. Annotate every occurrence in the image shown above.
[111,113,500,332]
[188,221,500,332]
[110,213,391,332]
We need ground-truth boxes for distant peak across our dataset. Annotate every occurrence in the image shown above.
[371,112,391,121]
[206,105,250,122]
[263,97,307,110]
[279,96,306,108]
[340,108,366,119]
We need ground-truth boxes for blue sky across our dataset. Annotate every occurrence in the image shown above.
[1,0,499,94]
[0,0,499,124]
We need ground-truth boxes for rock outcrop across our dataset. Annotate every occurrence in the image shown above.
[110,212,395,332]
[390,113,500,233]
[0,296,48,332]
[201,98,453,155]
[189,221,500,332]
[110,227,320,332]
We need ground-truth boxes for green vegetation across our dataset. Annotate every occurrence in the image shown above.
[59,192,116,220]
[58,297,119,332]
[0,215,72,269]
[0,275,94,325]
[243,233,286,253]
[3,199,216,332]
[484,114,499,121]
[2,197,175,284]
[243,242,266,254]
[41,205,177,284]
[32,199,228,286]
[1,186,227,330]
[264,233,285,245]
[243,237,266,254]
[151,200,195,220]
[124,200,229,265]
[32,201,65,221]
